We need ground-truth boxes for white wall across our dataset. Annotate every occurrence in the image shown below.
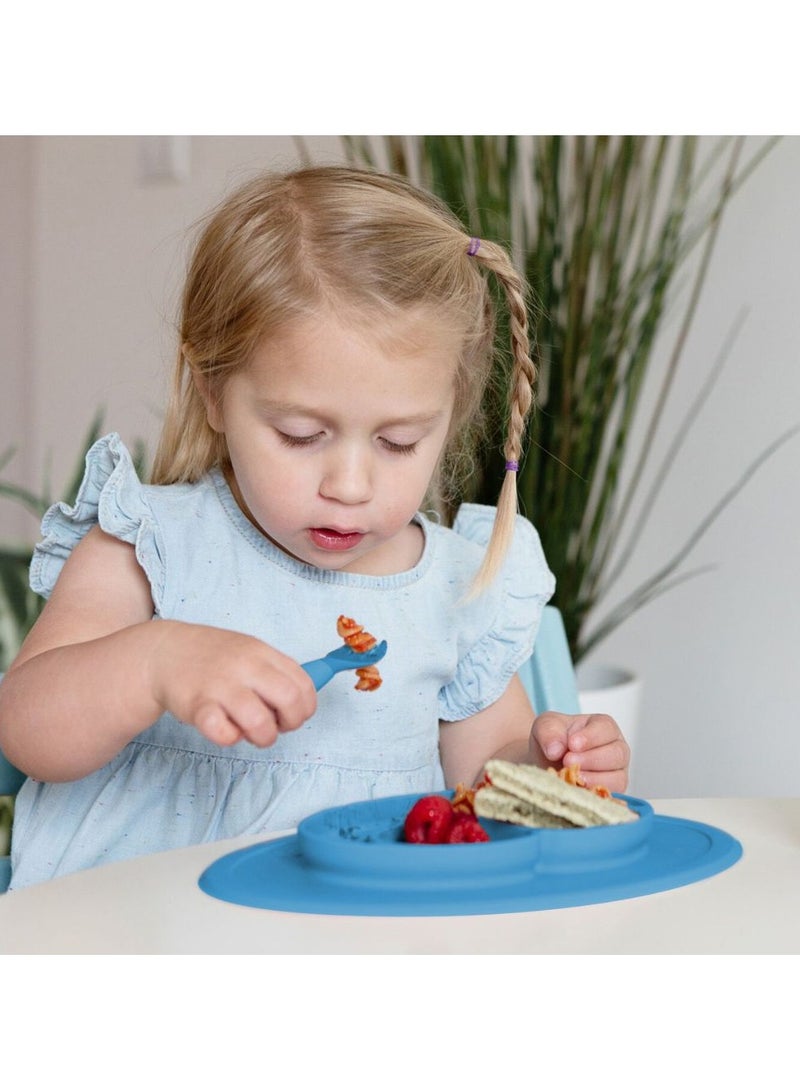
[1,135,798,799]
[7,136,347,511]
[588,136,800,798]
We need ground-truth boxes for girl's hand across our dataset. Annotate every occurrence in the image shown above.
[530,711,630,794]
[440,677,631,794]
[148,621,318,748]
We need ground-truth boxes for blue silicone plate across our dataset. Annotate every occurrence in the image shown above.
[197,792,742,916]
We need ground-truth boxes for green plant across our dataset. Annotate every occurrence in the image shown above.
[332,135,797,661]
[0,796,12,856]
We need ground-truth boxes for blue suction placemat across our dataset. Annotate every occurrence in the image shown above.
[198,792,742,916]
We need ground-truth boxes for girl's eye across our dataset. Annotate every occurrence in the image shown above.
[379,437,418,456]
[277,431,323,448]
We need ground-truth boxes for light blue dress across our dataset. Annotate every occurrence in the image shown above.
[9,434,554,888]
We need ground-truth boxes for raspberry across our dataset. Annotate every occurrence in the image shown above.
[403,795,455,844]
[445,814,490,843]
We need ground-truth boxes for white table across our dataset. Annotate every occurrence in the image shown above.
[1,797,798,954]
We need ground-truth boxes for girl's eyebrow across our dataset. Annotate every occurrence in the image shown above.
[257,399,447,428]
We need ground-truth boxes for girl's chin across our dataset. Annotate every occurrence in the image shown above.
[266,524,418,576]
[264,532,371,571]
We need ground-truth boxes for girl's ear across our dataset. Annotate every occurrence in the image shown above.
[186,344,225,433]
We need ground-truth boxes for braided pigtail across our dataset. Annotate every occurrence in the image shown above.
[466,238,536,594]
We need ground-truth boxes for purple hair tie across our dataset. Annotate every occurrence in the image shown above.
[467,237,481,256]
[505,460,519,472]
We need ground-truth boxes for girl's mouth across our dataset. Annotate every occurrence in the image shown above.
[308,527,366,552]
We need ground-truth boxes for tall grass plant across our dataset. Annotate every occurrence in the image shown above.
[331,135,796,661]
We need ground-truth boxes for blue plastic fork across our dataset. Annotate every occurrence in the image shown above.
[301,640,388,691]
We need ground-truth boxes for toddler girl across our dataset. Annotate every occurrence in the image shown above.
[0,166,629,888]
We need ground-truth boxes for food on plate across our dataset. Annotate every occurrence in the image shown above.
[445,812,491,843]
[450,782,479,814]
[401,760,635,845]
[336,614,383,690]
[403,792,490,844]
[473,759,638,829]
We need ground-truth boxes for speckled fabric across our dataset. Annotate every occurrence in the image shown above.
[10,434,554,888]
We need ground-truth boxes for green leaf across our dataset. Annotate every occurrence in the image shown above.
[317,137,782,660]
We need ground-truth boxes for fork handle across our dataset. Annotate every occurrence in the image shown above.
[300,658,337,692]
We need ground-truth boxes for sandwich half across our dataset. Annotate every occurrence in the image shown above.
[473,760,638,829]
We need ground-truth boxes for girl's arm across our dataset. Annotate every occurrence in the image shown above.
[0,526,316,782]
[438,674,630,793]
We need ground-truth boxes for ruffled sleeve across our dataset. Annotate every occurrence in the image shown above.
[29,433,165,612]
[437,503,555,720]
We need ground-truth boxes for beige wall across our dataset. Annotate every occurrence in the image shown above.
[2,135,799,799]
[0,137,34,540]
[3,136,346,527]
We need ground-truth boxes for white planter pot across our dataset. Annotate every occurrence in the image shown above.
[577,664,642,790]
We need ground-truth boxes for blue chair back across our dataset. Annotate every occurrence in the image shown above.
[0,748,25,798]
[0,674,26,892]
[519,605,581,714]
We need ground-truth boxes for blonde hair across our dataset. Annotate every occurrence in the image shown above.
[153,166,535,591]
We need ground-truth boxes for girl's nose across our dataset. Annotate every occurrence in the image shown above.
[318,446,373,505]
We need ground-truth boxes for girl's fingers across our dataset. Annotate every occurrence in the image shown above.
[564,736,629,772]
[222,690,281,747]
[562,740,630,793]
[193,701,244,747]
[566,713,623,750]
[253,668,317,733]
[531,710,582,762]
[193,664,317,748]
[562,715,630,791]
[156,625,318,745]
